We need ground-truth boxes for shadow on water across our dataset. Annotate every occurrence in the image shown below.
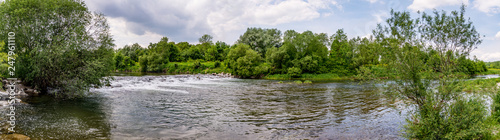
[14,95,112,139]
[13,75,406,139]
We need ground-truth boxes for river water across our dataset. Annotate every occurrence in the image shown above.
[13,74,408,139]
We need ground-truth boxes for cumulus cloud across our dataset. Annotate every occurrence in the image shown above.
[474,0,500,14]
[473,50,500,62]
[84,0,340,47]
[496,31,500,39]
[408,0,468,12]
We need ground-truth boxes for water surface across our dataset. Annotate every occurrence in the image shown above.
[13,74,407,139]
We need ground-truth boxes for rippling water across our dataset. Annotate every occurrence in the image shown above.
[13,74,408,139]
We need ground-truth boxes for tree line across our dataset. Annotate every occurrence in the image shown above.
[114,27,487,78]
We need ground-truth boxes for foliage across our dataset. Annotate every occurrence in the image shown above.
[366,5,488,139]
[487,61,500,69]
[237,28,282,57]
[330,29,354,73]
[199,34,213,44]
[0,0,114,97]
[404,98,490,139]
[118,43,144,62]
[193,60,203,69]
[0,41,8,77]
[226,44,268,78]
[287,67,302,78]
[214,61,220,68]
[303,80,312,84]
[493,91,500,123]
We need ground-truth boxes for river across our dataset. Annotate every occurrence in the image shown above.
[12,74,410,139]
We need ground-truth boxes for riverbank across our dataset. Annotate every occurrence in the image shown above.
[114,67,500,81]
[114,61,230,74]
[263,73,353,81]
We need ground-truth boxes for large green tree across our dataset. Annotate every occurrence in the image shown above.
[370,6,487,139]
[0,0,114,97]
[118,43,144,62]
[237,28,282,57]
[226,44,268,78]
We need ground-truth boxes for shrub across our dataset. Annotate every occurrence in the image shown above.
[493,92,500,123]
[304,80,312,84]
[193,60,202,69]
[288,67,302,78]
[226,44,268,78]
[214,61,220,68]
[294,80,302,84]
[404,98,490,139]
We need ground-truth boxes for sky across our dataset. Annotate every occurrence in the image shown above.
[79,0,500,62]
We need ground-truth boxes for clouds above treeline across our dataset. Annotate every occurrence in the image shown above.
[85,0,340,45]
[83,0,500,61]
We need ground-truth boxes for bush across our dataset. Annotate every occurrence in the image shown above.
[304,80,312,84]
[404,98,490,139]
[193,60,203,69]
[288,67,302,78]
[214,61,220,68]
[226,44,268,78]
[294,80,302,84]
[493,92,500,123]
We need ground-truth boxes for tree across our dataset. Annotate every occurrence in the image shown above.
[330,29,354,74]
[237,28,282,57]
[114,53,126,70]
[0,0,114,98]
[148,37,179,62]
[199,34,213,44]
[119,43,144,62]
[368,6,487,139]
[139,53,165,72]
[226,44,268,78]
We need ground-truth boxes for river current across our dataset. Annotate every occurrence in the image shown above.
[13,74,408,139]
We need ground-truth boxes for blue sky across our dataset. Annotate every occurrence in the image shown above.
[81,0,500,61]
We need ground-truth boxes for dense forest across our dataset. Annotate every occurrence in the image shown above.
[113,27,488,78]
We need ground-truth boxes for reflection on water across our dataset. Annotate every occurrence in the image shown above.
[15,95,112,139]
[15,75,406,139]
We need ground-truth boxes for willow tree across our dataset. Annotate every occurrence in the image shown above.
[0,0,114,98]
[372,6,488,139]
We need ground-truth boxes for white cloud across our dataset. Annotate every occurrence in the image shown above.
[474,0,500,14]
[408,0,468,12]
[84,0,340,47]
[107,17,163,48]
[496,31,500,39]
[473,50,500,62]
